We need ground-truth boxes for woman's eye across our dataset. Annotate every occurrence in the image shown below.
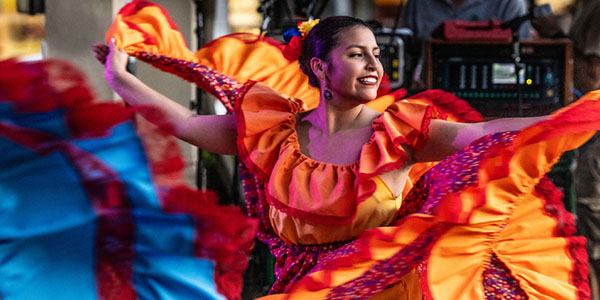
[350,53,363,58]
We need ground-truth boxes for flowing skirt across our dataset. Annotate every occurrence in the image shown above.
[0,59,257,300]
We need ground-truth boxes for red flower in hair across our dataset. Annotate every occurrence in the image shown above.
[283,35,303,61]
[281,19,319,62]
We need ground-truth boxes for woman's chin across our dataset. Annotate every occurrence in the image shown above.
[361,92,378,102]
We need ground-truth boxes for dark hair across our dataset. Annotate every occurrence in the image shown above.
[299,16,371,87]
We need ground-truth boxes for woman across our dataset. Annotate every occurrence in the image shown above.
[94,3,595,298]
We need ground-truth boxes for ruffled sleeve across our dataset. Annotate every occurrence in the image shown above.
[235,81,306,179]
[359,100,444,178]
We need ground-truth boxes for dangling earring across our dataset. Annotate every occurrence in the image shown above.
[324,85,333,100]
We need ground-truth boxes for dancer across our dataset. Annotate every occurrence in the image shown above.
[94,1,597,298]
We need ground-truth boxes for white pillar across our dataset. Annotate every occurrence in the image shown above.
[45,0,198,185]
[333,0,352,16]
[45,0,120,99]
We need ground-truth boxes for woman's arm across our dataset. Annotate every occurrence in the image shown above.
[94,39,237,155]
[413,116,548,162]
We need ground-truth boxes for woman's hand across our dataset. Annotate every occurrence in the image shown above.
[92,39,129,84]
[91,38,238,155]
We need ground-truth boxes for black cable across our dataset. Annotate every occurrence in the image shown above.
[258,0,277,36]
[305,0,317,19]
[312,0,330,19]
[193,0,205,188]
[387,3,404,52]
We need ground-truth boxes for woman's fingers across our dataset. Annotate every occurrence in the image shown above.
[92,43,109,65]
[94,44,109,54]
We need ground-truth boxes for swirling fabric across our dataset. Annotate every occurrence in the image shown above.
[0,59,257,300]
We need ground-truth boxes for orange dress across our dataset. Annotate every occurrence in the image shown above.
[105,1,596,299]
[236,81,597,300]
[235,82,442,246]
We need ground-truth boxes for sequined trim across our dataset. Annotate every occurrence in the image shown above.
[482,253,528,300]
[135,51,242,112]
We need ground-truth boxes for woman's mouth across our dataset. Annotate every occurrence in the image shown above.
[358,76,378,85]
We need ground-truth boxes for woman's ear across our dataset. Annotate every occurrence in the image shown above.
[310,57,327,81]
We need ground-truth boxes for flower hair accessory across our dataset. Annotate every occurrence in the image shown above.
[282,19,319,61]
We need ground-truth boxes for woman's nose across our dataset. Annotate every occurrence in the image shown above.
[366,55,378,70]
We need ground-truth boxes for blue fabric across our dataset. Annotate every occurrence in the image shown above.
[0,100,224,299]
[0,104,98,300]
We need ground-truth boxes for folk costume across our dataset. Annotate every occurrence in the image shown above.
[104,1,595,299]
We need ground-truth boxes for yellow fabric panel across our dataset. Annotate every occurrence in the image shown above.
[272,175,402,245]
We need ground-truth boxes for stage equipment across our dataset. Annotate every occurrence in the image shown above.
[429,2,555,116]
[375,28,413,90]
[427,39,573,117]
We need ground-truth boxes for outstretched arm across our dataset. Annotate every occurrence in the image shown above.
[413,116,548,162]
[93,39,237,155]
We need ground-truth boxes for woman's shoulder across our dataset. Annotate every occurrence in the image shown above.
[236,81,309,114]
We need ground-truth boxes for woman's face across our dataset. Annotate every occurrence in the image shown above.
[323,26,383,104]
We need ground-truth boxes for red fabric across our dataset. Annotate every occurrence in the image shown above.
[376,73,396,98]
[409,89,484,123]
[1,58,256,300]
[67,103,136,138]
[282,36,303,62]
[436,20,512,42]
[430,97,600,224]
[132,51,240,113]
[118,0,181,40]
[0,59,143,299]
[534,177,575,237]
[0,59,94,114]
[569,238,592,300]
[133,115,186,186]
[160,187,258,300]
[0,59,136,139]
[526,99,600,144]
[534,178,591,300]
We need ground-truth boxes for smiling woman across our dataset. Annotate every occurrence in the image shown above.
[298,17,383,104]
[318,26,382,104]
[93,1,600,299]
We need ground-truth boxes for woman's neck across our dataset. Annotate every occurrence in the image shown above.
[303,96,376,136]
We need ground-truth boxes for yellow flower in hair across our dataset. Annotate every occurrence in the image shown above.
[298,19,319,37]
